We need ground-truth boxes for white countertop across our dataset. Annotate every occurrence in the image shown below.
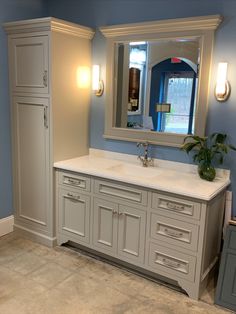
[54,149,230,201]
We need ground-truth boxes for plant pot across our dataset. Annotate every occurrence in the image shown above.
[198,163,216,181]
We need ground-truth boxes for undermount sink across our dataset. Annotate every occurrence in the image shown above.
[107,163,162,178]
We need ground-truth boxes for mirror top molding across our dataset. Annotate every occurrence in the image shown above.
[101,15,222,147]
[100,15,222,38]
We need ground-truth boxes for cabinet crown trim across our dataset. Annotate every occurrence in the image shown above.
[100,15,222,38]
[3,17,95,39]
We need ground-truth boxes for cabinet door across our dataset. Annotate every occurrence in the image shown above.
[93,198,118,255]
[9,36,49,94]
[118,205,146,264]
[58,188,90,244]
[12,96,50,231]
[216,253,236,311]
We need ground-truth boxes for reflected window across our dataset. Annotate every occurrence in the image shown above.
[161,72,197,134]
[150,58,197,134]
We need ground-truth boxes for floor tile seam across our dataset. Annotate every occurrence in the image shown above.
[29,269,74,290]
[14,258,49,277]
[0,266,48,297]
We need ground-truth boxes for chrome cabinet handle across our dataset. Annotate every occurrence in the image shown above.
[166,202,185,211]
[162,258,181,269]
[164,228,183,238]
[67,178,81,186]
[44,106,48,129]
[43,70,48,87]
[65,193,80,201]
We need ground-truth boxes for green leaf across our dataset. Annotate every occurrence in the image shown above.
[181,142,200,153]
[229,144,236,151]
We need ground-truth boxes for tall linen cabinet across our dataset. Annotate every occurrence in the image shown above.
[4,18,94,246]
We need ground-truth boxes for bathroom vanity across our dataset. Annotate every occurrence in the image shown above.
[54,150,230,300]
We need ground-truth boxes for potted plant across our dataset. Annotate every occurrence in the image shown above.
[181,133,236,181]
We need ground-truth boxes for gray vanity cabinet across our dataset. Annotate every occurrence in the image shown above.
[55,169,226,300]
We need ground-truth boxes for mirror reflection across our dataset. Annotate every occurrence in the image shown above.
[115,38,199,135]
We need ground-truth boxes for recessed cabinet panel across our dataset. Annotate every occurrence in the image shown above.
[13,96,49,228]
[148,242,196,282]
[58,188,90,243]
[93,198,118,254]
[152,193,201,221]
[220,254,236,307]
[59,171,91,192]
[150,213,199,251]
[10,36,49,94]
[94,179,147,205]
[118,205,146,263]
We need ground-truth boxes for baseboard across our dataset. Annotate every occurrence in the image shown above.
[0,215,14,237]
[14,224,57,247]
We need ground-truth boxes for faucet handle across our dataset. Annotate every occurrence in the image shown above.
[137,141,149,148]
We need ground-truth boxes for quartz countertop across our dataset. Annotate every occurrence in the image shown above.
[54,150,230,201]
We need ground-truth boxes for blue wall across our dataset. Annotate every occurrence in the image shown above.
[0,0,46,219]
[2,1,236,218]
[47,0,236,214]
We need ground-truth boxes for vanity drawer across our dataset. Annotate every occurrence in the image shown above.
[94,179,147,206]
[152,193,201,220]
[59,171,91,192]
[150,213,199,252]
[148,242,196,282]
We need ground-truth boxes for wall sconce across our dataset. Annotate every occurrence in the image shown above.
[156,103,171,113]
[92,65,104,96]
[215,62,231,102]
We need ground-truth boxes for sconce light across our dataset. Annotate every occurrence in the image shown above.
[92,65,104,96]
[155,103,171,113]
[215,62,231,102]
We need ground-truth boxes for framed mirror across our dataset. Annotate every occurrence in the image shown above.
[100,15,222,147]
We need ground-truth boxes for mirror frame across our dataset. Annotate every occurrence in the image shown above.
[100,15,222,147]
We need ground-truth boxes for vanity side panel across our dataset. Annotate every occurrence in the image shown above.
[201,192,225,278]
[51,31,90,162]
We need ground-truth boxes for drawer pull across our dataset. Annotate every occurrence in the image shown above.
[166,202,185,211]
[164,228,183,238]
[162,258,181,269]
[65,193,80,201]
[66,178,81,186]
[113,210,118,215]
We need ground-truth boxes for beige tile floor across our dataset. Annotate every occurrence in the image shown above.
[0,232,232,314]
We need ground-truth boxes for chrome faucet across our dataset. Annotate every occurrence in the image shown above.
[137,141,153,167]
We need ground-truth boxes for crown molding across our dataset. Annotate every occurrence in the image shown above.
[3,17,94,39]
[100,15,222,38]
